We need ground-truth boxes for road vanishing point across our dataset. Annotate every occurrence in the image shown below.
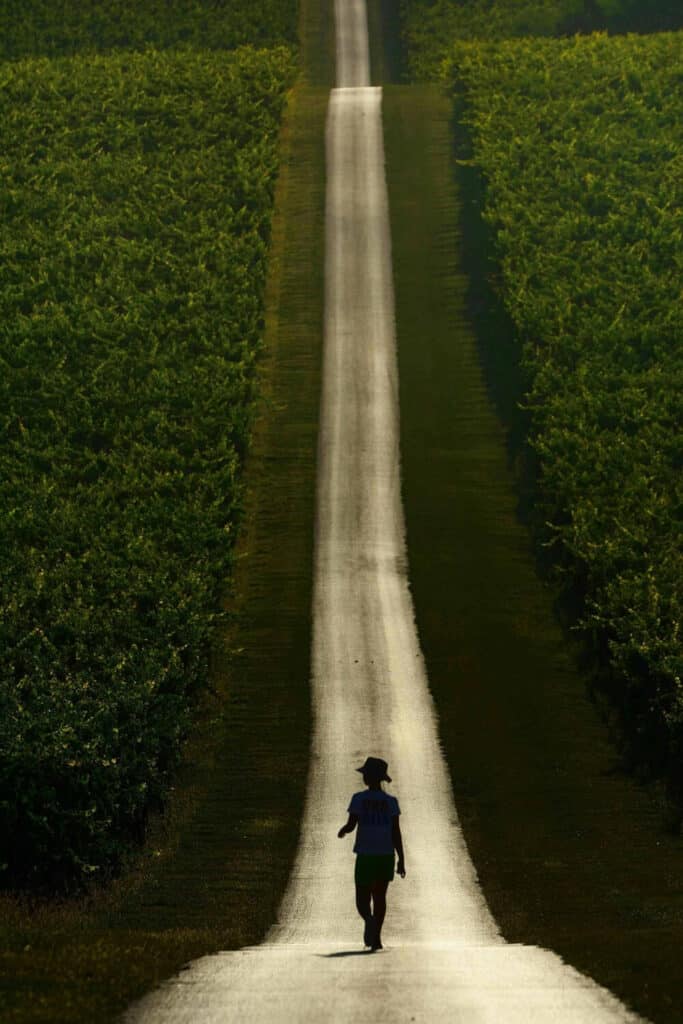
[124,2,646,1021]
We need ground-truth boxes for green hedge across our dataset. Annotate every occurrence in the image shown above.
[445,31,682,774]
[401,0,581,77]
[0,0,298,59]
[400,0,683,79]
[0,44,296,888]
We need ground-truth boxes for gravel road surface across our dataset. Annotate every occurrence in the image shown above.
[123,3,646,1020]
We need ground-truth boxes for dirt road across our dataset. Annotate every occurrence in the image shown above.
[123,3,645,1020]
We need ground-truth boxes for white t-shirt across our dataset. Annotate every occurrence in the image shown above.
[348,789,400,855]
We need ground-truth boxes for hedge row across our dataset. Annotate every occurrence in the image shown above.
[0,0,298,60]
[444,32,682,774]
[0,45,296,888]
[399,0,683,79]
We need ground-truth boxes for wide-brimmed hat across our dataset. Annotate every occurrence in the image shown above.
[356,757,391,782]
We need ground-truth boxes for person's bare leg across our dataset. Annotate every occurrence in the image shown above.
[355,884,372,921]
[355,884,374,947]
[369,880,389,947]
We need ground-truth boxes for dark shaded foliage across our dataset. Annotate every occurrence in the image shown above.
[444,31,682,791]
[0,0,298,60]
[0,45,296,888]
[400,0,683,78]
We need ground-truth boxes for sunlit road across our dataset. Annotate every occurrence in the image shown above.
[123,2,645,1020]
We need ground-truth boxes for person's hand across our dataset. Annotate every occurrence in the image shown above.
[397,859,406,878]
[337,827,346,838]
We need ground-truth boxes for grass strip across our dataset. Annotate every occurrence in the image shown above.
[382,82,683,1024]
[0,56,327,1024]
[300,0,335,85]
[366,0,405,84]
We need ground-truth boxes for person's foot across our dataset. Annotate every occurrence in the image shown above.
[370,936,383,951]
[363,915,375,947]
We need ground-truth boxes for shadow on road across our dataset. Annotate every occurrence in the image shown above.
[319,950,376,958]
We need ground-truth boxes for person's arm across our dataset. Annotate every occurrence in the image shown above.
[337,813,358,838]
[392,816,405,877]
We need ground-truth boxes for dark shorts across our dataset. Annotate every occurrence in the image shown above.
[354,854,395,886]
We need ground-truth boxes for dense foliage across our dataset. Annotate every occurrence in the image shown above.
[0,44,296,887]
[0,0,298,60]
[400,0,683,78]
[444,32,682,775]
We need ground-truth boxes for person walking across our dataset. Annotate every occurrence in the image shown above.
[337,756,406,951]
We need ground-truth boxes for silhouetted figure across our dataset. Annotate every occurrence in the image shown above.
[338,757,405,951]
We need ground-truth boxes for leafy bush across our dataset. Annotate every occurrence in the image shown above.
[0,44,296,888]
[0,0,298,60]
[400,0,584,77]
[400,0,683,79]
[445,32,682,772]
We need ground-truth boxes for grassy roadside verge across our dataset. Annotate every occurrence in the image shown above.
[0,5,330,1021]
[367,0,404,84]
[382,84,683,1024]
